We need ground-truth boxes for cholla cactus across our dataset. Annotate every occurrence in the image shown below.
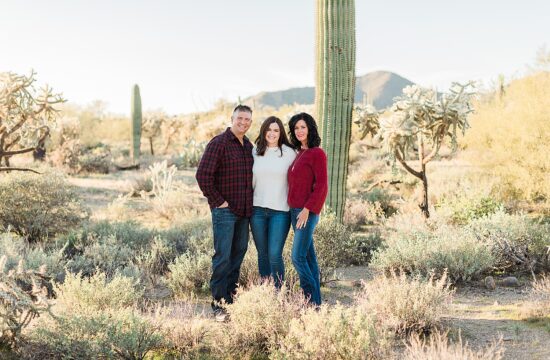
[0,256,51,349]
[353,103,381,141]
[178,139,206,168]
[142,111,168,155]
[0,71,65,172]
[358,82,475,218]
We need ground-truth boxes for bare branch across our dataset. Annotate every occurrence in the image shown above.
[395,149,423,179]
[0,167,41,174]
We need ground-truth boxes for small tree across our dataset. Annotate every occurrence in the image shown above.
[356,82,475,218]
[0,71,65,173]
[142,111,166,155]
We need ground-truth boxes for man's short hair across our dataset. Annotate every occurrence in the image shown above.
[232,104,253,119]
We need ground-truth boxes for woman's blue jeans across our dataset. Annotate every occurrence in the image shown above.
[290,208,321,305]
[250,206,291,288]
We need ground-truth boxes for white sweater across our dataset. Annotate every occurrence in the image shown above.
[252,144,297,211]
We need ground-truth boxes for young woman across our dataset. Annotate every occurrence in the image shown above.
[250,116,296,288]
[287,112,328,306]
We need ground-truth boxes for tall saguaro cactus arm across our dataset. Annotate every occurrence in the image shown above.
[316,0,356,221]
[131,84,142,166]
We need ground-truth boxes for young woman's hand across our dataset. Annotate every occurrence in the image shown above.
[296,208,310,229]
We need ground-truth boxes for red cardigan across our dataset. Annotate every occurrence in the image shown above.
[287,147,328,214]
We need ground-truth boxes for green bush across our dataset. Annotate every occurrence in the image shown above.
[315,213,370,283]
[371,224,495,282]
[22,309,163,360]
[438,193,503,225]
[469,211,550,273]
[216,283,305,358]
[0,171,87,243]
[274,305,391,360]
[357,271,453,335]
[165,251,212,298]
[54,272,143,314]
[0,233,64,280]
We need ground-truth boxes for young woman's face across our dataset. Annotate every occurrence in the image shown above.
[294,119,308,146]
[265,122,281,147]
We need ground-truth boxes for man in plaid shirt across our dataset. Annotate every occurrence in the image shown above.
[196,105,254,321]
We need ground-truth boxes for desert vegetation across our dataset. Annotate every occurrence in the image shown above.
[0,60,549,359]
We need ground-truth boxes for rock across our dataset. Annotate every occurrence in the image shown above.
[500,276,519,287]
[484,276,496,290]
[352,280,363,288]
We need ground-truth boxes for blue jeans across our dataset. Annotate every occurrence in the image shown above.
[210,207,249,305]
[290,208,321,305]
[250,206,291,288]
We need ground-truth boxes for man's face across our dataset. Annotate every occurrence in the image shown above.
[231,110,252,137]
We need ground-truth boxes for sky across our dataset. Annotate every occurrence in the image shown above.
[1,0,548,115]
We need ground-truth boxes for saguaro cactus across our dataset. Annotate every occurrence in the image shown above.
[131,84,142,166]
[316,0,356,221]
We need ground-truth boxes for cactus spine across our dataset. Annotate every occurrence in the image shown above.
[131,84,142,166]
[316,0,356,221]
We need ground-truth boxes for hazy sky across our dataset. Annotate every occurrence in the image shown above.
[1,0,548,115]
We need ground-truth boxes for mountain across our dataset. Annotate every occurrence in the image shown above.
[245,71,415,110]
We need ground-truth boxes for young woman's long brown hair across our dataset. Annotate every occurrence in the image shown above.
[255,116,293,156]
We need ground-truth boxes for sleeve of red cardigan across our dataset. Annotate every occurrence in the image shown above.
[195,137,225,208]
[304,148,328,214]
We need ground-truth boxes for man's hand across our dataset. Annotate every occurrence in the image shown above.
[296,208,310,229]
[217,201,229,208]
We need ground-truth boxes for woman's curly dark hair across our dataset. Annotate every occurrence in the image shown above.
[288,112,321,149]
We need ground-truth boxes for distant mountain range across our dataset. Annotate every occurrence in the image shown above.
[244,71,415,109]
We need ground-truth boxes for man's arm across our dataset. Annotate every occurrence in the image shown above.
[195,138,225,208]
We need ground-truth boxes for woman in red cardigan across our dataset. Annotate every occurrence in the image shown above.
[287,112,328,306]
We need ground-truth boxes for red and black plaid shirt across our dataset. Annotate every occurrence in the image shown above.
[196,127,254,217]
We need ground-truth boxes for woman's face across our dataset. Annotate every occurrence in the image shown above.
[294,119,308,146]
[265,122,281,147]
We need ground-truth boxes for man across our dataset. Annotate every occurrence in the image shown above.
[196,104,254,321]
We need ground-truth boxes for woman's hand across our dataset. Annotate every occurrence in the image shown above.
[296,208,310,229]
[217,201,229,208]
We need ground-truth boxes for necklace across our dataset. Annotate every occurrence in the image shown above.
[291,148,307,172]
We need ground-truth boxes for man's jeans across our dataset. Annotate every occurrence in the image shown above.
[290,208,321,305]
[250,206,291,288]
[210,207,249,305]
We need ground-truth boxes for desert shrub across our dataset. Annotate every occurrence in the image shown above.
[273,305,391,360]
[438,193,503,225]
[166,251,212,298]
[362,188,397,216]
[54,272,143,314]
[0,256,51,350]
[217,283,305,358]
[468,211,550,273]
[371,224,495,282]
[315,213,369,283]
[0,233,64,280]
[135,236,177,284]
[462,72,550,203]
[520,275,550,323]
[66,234,135,277]
[0,171,87,243]
[343,198,385,230]
[357,271,453,335]
[23,308,163,360]
[72,220,156,250]
[153,301,211,358]
[405,331,503,360]
[49,140,112,174]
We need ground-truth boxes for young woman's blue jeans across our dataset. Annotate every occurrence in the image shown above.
[290,208,321,305]
[250,206,291,288]
[210,207,249,305]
